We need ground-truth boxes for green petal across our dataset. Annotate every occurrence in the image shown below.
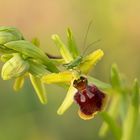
[52,34,73,63]
[79,49,104,74]
[57,83,77,115]
[29,74,47,104]
[42,71,73,84]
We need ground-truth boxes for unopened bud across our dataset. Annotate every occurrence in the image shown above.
[1,53,29,80]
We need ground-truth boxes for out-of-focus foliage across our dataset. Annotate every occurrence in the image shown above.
[0,0,140,140]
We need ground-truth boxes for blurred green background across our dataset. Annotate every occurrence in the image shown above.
[0,0,140,140]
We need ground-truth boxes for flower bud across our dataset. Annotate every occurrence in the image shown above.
[1,53,29,80]
[5,40,58,72]
[0,26,24,44]
[0,54,13,62]
[13,76,25,91]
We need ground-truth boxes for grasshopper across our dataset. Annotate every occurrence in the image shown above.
[63,21,101,70]
[63,39,101,69]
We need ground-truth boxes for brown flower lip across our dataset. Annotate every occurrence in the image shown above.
[73,76,107,120]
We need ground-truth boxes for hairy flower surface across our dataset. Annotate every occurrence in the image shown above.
[73,77,106,120]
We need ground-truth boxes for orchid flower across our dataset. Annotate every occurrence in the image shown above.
[0,26,139,139]
[41,29,109,120]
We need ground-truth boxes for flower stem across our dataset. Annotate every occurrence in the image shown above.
[121,79,139,140]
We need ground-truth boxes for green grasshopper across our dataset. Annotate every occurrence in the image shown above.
[63,39,101,69]
[63,21,101,70]
[63,55,83,69]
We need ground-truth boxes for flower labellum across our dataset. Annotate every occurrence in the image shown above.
[73,76,107,120]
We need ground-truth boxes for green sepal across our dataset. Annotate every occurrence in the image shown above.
[5,40,58,72]
[28,60,48,77]
[52,34,73,63]
[42,71,73,84]
[57,82,77,115]
[13,75,25,91]
[5,40,47,61]
[29,74,47,104]
[88,76,111,90]
[67,28,79,58]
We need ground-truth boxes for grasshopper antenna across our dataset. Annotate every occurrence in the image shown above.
[83,20,93,50]
[81,21,101,56]
[82,39,101,56]
[83,39,101,54]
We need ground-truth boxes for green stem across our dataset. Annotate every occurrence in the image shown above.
[99,94,121,137]
[121,79,139,140]
[100,112,122,140]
